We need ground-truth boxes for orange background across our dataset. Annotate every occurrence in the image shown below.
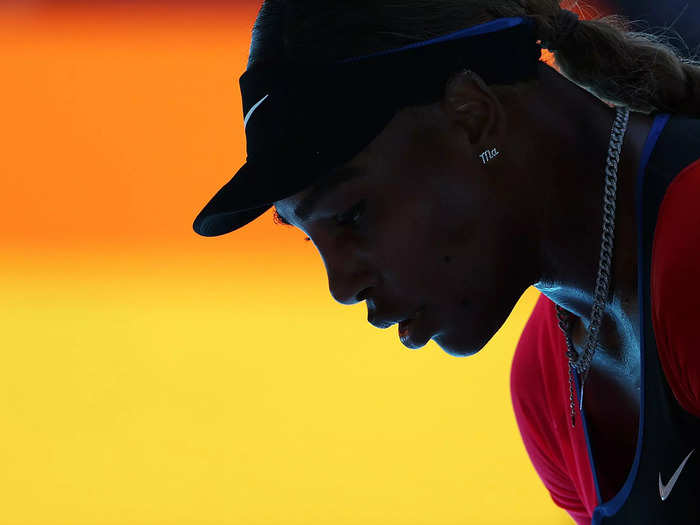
[0,2,613,524]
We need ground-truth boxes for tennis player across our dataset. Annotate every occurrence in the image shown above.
[192,2,700,523]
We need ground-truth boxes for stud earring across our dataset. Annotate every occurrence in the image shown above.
[479,147,500,164]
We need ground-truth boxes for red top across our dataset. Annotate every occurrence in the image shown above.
[510,158,700,524]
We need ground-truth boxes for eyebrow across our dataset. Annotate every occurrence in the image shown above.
[275,165,365,225]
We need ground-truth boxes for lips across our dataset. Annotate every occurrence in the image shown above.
[368,304,423,329]
[398,306,426,348]
[398,318,414,338]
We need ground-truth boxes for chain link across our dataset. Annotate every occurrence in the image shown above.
[555,105,630,428]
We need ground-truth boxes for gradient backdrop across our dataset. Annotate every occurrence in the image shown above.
[2,1,693,524]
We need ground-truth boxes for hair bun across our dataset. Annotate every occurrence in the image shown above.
[541,9,580,51]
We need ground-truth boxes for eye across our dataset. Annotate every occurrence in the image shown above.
[333,200,365,228]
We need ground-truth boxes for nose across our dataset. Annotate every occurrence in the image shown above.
[321,248,375,306]
[308,229,376,305]
[327,265,375,305]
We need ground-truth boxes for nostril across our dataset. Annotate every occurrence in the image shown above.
[355,287,372,302]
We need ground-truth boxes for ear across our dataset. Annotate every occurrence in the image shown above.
[442,69,506,149]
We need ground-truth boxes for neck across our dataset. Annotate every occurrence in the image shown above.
[530,68,655,366]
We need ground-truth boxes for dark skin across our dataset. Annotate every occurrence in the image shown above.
[275,61,656,500]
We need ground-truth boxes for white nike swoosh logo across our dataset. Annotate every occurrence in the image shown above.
[243,94,269,131]
[659,448,695,501]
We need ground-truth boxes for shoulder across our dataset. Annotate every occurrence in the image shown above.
[510,292,570,434]
[511,293,562,389]
[651,157,700,418]
[509,293,594,522]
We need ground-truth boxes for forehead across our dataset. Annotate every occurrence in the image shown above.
[273,188,309,226]
[272,107,431,225]
[273,164,367,225]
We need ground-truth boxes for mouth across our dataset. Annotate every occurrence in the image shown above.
[398,306,426,349]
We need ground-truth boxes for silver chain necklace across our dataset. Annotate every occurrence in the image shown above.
[554,105,630,428]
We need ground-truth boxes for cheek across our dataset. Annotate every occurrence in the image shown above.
[373,205,476,292]
[430,206,535,327]
[395,203,508,303]
[368,166,503,294]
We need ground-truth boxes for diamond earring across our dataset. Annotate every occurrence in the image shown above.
[479,148,500,164]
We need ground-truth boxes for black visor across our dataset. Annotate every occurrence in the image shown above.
[192,16,542,237]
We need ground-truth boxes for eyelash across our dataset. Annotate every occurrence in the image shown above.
[291,201,365,243]
[334,200,365,228]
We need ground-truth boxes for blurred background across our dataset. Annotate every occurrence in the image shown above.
[1,1,697,524]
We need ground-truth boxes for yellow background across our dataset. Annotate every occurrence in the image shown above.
[0,2,607,523]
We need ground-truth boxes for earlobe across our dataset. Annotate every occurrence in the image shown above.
[451,99,492,149]
[479,147,501,165]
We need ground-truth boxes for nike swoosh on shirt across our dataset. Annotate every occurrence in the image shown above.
[244,94,269,131]
[659,448,695,501]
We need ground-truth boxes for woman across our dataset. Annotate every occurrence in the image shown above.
[192,1,700,523]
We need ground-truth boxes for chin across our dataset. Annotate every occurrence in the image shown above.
[433,332,485,357]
